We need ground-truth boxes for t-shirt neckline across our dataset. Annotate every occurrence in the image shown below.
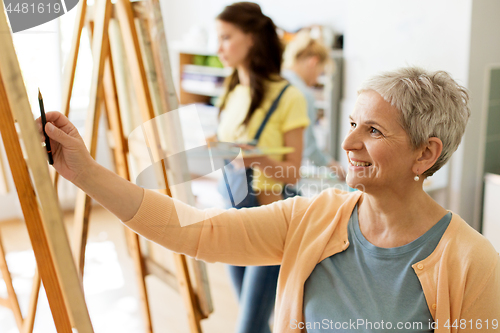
[351,204,452,257]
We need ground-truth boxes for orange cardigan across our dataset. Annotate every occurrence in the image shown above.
[123,188,500,333]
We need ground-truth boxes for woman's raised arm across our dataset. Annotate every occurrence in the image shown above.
[35,111,298,265]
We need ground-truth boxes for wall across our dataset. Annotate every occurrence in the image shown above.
[460,0,500,229]
[160,0,347,50]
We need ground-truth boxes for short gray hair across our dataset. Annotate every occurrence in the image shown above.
[358,67,470,177]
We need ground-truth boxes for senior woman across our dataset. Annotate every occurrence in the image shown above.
[37,67,499,332]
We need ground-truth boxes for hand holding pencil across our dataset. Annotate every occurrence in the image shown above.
[35,110,94,185]
[34,109,143,221]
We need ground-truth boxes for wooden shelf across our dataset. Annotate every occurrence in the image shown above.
[179,52,221,104]
[180,83,224,97]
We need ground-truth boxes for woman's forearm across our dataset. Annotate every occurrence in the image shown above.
[73,161,144,221]
[242,128,304,185]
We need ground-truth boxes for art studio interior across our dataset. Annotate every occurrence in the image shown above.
[0,0,499,332]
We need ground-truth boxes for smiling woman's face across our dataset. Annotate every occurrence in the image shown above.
[342,90,419,192]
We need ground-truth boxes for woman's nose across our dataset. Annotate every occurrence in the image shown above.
[341,129,363,152]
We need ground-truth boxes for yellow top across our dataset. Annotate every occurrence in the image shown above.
[217,79,309,192]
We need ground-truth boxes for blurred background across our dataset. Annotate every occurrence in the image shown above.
[0,0,499,332]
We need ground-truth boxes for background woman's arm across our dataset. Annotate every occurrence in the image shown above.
[244,127,305,184]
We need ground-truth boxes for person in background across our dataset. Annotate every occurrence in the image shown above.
[282,30,346,180]
[214,2,309,332]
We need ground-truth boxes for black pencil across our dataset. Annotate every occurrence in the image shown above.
[38,89,54,165]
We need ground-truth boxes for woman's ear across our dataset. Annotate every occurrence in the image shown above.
[413,137,443,175]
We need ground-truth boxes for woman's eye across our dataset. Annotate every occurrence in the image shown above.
[370,127,381,135]
[350,122,356,128]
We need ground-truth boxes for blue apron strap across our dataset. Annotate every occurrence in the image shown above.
[248,83,290,146]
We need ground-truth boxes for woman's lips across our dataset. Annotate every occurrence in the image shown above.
[348,156,372,167]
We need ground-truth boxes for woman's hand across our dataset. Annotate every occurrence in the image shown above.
[35,111,94,184]
[34,111,143,221]
[206,134,218,143]
[233,144,269,168]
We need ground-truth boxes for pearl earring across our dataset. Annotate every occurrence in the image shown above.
[414,174,420,182]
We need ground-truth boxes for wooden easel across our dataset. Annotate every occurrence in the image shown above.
[0,145,8,194]
[0,229,40,332]
[0,1,94,332]
[56,0,213,331]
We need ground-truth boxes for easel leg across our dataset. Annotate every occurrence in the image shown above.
[173,254,203,333]
[61,2,155,331]
[0,229,24,330]
[102,28,154,332]
[0,144,9,194]
[54,0,88,193]
[115,0,205,331]
[71,0,112,275]
[0,64,75,333]
[140,0,213,321]
[0,229,41,333]
[61,0,88,119]
[72,190,93,274]
[22,269,41,333]
[127,232,153,332]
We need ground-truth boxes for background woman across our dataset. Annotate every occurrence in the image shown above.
[213,2,309,332]
[282,30,346,180]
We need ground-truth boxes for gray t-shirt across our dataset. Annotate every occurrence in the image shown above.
[303,205,451,332]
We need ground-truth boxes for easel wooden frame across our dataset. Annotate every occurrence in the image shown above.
[57,0,213,331]
[0,1,94,332]
[128,0,213,320]
[0,145,9,194]
[0,229,40,333]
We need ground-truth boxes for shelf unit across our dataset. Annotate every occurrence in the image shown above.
[178,50,228,105]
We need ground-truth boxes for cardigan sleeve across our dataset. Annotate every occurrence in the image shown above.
[122,188,301,266]
[459,253,500,332]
